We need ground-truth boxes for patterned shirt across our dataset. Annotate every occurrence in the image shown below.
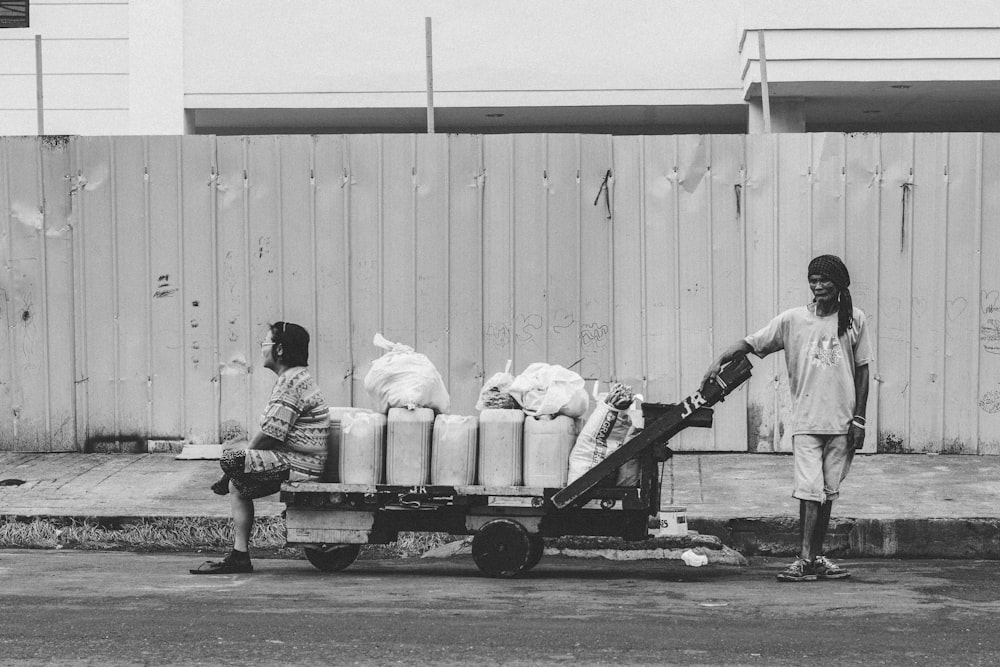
[257,367,330,479]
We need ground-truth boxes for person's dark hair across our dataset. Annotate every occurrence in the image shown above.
[270,321,309,367]
[807,254,853,337]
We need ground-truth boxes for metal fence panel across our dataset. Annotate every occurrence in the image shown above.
[1,133,999,454]
[979,135,1000,455]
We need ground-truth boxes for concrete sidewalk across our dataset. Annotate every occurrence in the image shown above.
[661,452,1000,558]
[0,451,997,558]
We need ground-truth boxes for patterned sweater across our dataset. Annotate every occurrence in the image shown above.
[258,367,330,478]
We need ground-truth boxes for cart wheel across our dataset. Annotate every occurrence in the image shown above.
[472,519,532,578]
[303,544,361,572]
[523,534,545,572]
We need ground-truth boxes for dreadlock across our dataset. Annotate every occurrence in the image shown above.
[808,255,853,337]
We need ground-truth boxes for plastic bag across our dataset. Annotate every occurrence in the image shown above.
[507,363,589,418]
[681,549,709,567]
[566,382,643,484]
[363,333,450,413]
[476,360,517,411]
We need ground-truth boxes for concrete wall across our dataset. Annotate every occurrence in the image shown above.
[2,1,1000,135]
[128,0,185,134]
[739,1,1000,132]
[182,0,743,111]
[0,0,129,134]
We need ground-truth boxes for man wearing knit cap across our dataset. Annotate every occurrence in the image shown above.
[704,254,873,582]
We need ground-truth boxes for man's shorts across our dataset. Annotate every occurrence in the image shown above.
[792,434,853,503]
[220,449,290,500]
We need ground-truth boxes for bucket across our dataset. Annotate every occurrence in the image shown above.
[655,506,688,537]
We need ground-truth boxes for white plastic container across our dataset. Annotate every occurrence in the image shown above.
[431,414,478,485]
[325,407,373,483]
[523,414,577,488]
[339,411,386,484]
[477,409,524,486]
[386,407,435,485]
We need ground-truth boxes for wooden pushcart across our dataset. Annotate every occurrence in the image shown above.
[281,358,753,577]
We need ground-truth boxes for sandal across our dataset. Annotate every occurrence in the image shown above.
[189,551,253,575]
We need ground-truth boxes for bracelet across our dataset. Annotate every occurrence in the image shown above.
[851,420,866,429]
[852,415,866,424]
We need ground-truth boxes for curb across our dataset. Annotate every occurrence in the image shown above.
[1,514,744,563]
[4,514,998,560]
[692,517,1000,559]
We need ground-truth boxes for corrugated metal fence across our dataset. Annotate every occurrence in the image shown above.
[2,133,999,454]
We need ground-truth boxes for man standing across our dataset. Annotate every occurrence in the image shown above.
[704,255,872,582]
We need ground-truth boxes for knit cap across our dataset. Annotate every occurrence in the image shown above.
[808,254,850,288]
[807,254,853,336]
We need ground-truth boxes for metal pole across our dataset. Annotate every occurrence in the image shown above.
[757,30,771,134]
[425,17,435,134]
[35,34,44,135]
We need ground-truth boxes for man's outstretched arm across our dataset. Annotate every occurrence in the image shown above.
[703,339,754,387]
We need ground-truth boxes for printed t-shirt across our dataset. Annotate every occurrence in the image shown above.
[745,304,873,436]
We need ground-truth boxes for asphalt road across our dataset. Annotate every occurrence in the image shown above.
[2,550,999,666]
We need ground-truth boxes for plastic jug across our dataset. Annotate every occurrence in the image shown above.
[523,414,577,488]
[431,414,478,485]
[339,411,386,484]
[325,407,373,482]
[386,407,434,485]
[477,409,524,486]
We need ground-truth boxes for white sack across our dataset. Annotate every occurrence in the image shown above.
[363,333,450,413]
[566,384,644,485]
[507,362,589,418]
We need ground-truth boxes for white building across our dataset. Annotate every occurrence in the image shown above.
[1,0,999,136]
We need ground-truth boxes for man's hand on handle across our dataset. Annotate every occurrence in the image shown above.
[703,340,753,390]
[702,361,724,388]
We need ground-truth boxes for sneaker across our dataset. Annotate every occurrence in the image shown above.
[813,555,851,580]
[776,558,817,582]
[189,550,253,575]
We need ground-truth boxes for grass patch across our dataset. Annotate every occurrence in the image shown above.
[0,515,455,560]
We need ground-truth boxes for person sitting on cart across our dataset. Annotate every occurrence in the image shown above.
[703,255,872,582]
[191,321,330,575]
